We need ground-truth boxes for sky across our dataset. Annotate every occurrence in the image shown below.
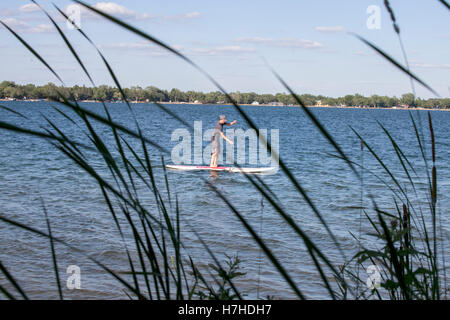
[0,0,449,98]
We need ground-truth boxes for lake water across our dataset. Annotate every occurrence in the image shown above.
[0,101,448,299]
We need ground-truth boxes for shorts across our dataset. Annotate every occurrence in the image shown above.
[211,139,220,155]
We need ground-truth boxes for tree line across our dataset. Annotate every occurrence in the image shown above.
[1,81,449,108]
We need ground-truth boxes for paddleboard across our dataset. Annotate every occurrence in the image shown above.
[165,165,277,174]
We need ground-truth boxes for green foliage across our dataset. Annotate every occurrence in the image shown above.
[400,93,415,106]
[336,113,445,300]
[194,255,246,300]
[1,80,448,108]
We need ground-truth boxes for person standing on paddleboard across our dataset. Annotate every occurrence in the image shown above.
[210,115,237,167]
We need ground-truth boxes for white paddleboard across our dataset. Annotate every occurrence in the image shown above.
[165,165,277,174]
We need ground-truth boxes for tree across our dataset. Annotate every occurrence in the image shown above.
[353,94,366,107]
[92,86,108,101]
[259,94,276,104]
[400,93,415,106]
[113,91,122,101]
[230,91,241,104]
[1,82,448,109]
[169,88,185,102]
[203,92,218,104]
[343,95,354,106]
[145,86,167,102]
[322,97,337,106]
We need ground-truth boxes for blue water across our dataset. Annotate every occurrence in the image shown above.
[0,101,448,299]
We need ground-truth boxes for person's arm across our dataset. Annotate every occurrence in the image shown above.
[220,131,234,144]
[225,120,237,126]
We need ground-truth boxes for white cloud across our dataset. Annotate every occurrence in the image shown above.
[100,41,183,56]
[2,17,28,28]
[215,45,254,53]
[1,17,53,33]
[237,37,323,49]
[184,12,200,19]
[19,4,40,13]
[236,37,272,44]
[27,24,53,33]
[93,2,150,20]
[190,45,255,56]
[64,2,151,21]
[275,39,323,49]
[102,41,182,50]
[315,26,345,33]
[0,4,40,17]
[64,2,200,22]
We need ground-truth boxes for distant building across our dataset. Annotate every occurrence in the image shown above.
[251,101,260,105]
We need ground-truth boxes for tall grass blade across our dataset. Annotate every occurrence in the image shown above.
[205,181,305,299]
[74,1,347,264]
[383,0,416,98]
[32,0,95,86]
[0,213,148,300]
[377,210,410,299]
[0,105,29,119]
[0,281,16,300]
[42,200,63,300]
[349,33,438,96]
[0,260,28,300]
[438,0,450,10]
[0,20,63,85]
[240,172,345,299]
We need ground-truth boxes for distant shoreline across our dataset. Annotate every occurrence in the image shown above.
[1,98,448,111]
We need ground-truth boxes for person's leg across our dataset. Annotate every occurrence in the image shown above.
[210,140,219,167]
[210,152,218,167]
[210,153,215,167]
